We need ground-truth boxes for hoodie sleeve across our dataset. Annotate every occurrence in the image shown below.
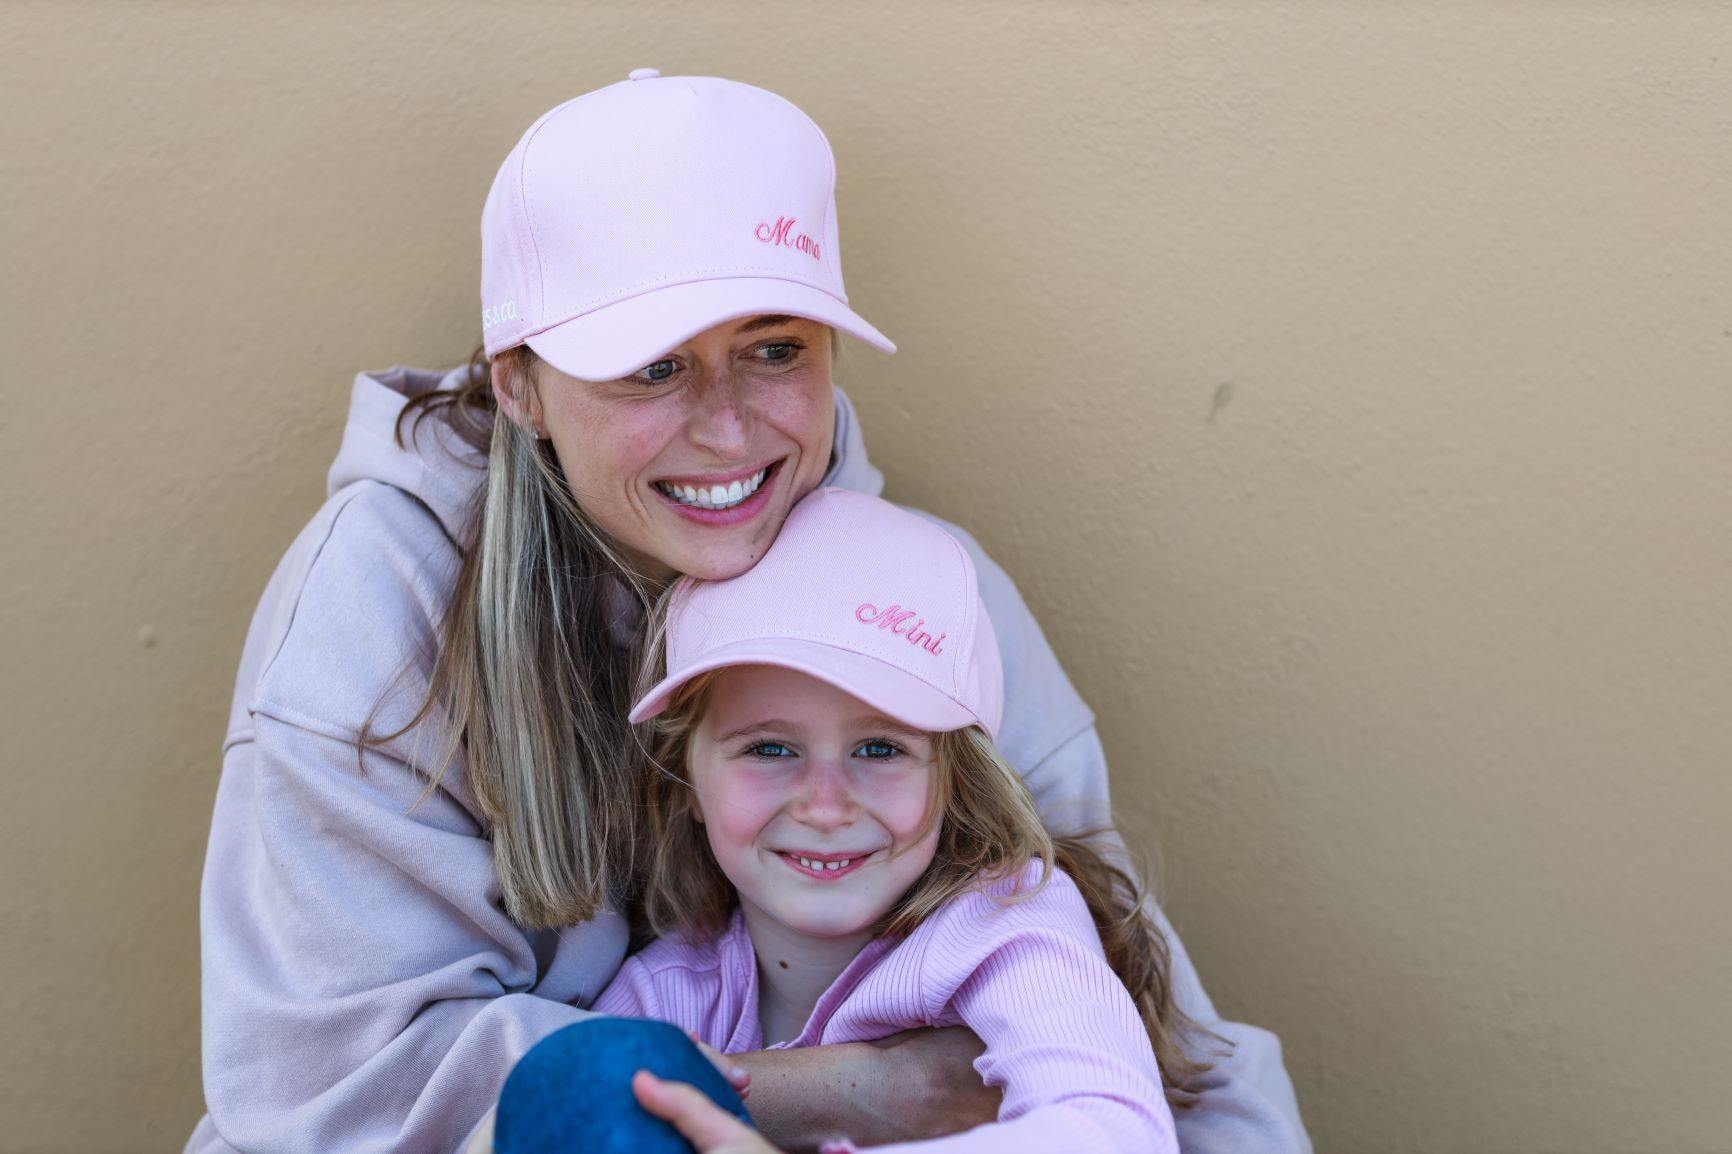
[909,511,1314,1154]
[820,866,1176,1154]
[190,483,628,1154]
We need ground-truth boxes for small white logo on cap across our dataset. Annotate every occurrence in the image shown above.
[482,300,518,330]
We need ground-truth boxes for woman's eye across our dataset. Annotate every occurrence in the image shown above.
[752,341,801,364]
[854,739,902,760]
[634,359,678,383]
[746,741,795,759]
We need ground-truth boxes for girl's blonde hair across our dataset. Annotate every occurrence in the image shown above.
[362,344,658,928]
[632,652,1219,1103]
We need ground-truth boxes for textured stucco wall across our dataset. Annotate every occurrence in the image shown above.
[3,3,1729,1151]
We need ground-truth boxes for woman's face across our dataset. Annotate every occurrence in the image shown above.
[521,315,835,583]
[686,665,941,947]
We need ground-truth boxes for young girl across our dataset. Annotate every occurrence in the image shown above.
[538,487,1207,1153]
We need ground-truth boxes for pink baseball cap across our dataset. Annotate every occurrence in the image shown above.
[480,70,895,381]
[629,489,1004,739]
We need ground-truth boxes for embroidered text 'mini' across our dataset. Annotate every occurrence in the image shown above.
[855,603,946,655]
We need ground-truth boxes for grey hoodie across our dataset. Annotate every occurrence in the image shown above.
[186,365,1310,1153]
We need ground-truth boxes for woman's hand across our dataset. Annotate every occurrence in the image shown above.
[633,1071,784,1154]
[729,1026,999,1150]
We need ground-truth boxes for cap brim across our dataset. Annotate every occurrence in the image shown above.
[628,637,980,736]
[524,278,895,382]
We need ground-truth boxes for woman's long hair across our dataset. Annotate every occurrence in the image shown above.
[361,343,657,928]
[632,646,1222,1104]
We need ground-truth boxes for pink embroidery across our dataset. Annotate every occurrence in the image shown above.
[855,602,946,655]
[754,215,821,261]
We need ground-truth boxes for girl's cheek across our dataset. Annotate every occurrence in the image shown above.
[858,772,936,841]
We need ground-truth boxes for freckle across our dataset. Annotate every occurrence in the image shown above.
[778,960,789,969]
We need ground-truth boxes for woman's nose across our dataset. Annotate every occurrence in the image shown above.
[685,367,752,458]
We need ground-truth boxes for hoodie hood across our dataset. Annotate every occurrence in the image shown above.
[326,364,884,545]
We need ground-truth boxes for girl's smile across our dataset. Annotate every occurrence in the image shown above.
[774,849,874,879]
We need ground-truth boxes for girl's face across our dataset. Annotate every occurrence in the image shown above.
[686,665,941,946]
[510,315,836,584]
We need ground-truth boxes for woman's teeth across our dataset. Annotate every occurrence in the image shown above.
[655,467,768,510]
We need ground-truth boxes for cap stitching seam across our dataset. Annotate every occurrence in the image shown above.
[514,90,613,324]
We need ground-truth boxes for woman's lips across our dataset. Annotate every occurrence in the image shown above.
[652,461,781,527]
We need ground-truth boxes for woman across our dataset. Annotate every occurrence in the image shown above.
[186,70,1309,1153]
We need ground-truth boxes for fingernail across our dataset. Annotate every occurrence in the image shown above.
[731,1066,748,1080]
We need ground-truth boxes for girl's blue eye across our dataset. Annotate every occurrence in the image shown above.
[747,741,795,759]
[635,359,677,383]
[854,739,902,760]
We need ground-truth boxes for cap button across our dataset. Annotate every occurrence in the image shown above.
[627,67,660,81]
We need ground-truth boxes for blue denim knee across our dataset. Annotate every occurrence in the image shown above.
[494,1017,753,1154]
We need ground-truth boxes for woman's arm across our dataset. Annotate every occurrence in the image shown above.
[731,1028,998,1152]
[195,716,622,1153]
[193,483,634,1153]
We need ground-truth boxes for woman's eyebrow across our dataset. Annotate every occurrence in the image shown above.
[733,314,801,335]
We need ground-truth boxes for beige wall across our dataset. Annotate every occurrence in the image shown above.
[4,2,1729,1150]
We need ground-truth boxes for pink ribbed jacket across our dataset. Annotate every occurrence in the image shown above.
[593,863,1178,1154]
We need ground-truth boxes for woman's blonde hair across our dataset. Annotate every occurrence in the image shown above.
[632,649,1219,1103]
[362,343,658,927]
[363,327,840,928]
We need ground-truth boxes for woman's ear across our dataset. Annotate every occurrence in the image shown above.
[490,355,546,438]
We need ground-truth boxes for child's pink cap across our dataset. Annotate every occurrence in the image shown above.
[629,489,1004,739]
[480,70,895,381]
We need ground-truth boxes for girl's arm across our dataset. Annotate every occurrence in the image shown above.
[828,869,1176,1154]
[932,515,1314,1154]
[592,951,999,1149]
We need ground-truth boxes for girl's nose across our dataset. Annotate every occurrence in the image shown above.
[790,759,859,829]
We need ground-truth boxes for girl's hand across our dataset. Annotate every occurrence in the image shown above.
[690,1030,753,1101]
[633,1070,784,1154]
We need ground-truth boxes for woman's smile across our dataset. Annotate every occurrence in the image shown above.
[652,459,782,522]
[507,317,837,584]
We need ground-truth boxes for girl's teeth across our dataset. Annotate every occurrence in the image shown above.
[792,855,851,871]
[659,468,768,510]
